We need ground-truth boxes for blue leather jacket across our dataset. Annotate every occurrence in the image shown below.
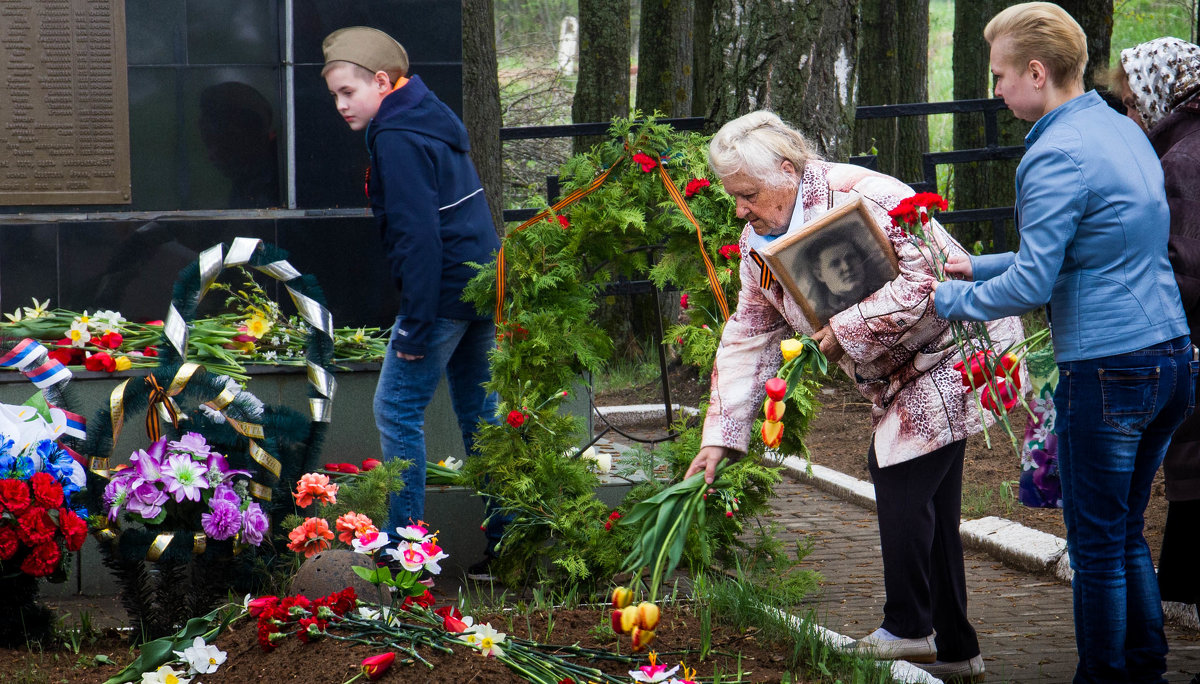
[935,91,1187,362]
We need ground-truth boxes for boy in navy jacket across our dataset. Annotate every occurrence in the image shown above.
[323,27,503,579]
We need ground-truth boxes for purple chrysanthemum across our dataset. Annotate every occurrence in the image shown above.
[202,499,243,540]
[240,502,269,546]
[210,484,241,507]
[103,476,133,521]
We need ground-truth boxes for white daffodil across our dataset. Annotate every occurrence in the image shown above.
[352,328,366,344]
[439,456,464,471]
[140,665,191,684]
[175,636,227,674]
[460,622,506,658]
[72,310,93,329]
[22,298,50,319]
[4,308,23,323]
[66,321,91,348]
[93,309,126,333]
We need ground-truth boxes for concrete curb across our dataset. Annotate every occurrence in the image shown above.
[593,403,700,428]
[773,453,1198,633]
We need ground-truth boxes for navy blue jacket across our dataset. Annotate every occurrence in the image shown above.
[366,75,500,356]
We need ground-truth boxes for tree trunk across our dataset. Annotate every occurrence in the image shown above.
[708,1,859,161]
[853,0,929,184]
[463,0,504,235]
[635,0,694,118]
[1056,0,1113,90]
[572,0,632,155]
[951,0,1027,250]
[692,0,715,118]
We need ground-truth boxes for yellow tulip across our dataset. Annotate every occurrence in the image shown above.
[610,586,633,610]
[619,605,639,634]
[762,397,786,422]
[780,338,803,361]
[114,356,132,372]
[761,420,784,448]
[631,626,656,652]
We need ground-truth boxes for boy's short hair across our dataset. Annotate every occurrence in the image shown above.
[321,27,408,85]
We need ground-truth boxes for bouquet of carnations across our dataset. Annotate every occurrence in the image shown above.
[0,403,90,579]
[101,432,269,547]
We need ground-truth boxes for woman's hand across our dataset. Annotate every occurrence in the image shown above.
[685,446,740,484]
[811,325,845,364]
[943,252,974,280]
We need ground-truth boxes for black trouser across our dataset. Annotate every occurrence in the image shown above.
[1158,498,1200,605]
[868,438,980,662]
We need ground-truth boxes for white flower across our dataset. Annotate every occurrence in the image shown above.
[174,636,226,674]
[92,309,126,333]
[21,297,50,319]
[459,622,506,658]
[141,665,191,684]
[385,541,429,573]
[352,530,391,554]
[66,321,91,348]
[440,456,464,471]
[263,350,278,361]
[393,524,433,543]
[4,308,22,323]
[72,310,93,329]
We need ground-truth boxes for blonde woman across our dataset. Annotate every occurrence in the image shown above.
[934,5,1193,681]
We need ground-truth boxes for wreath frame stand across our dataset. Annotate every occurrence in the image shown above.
[82,238,338,639]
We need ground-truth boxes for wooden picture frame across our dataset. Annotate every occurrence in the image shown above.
[759,197,900,329]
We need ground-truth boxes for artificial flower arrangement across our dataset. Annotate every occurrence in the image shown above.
[101,432,269,548]
[887,192,1048,452]
[0,289,387,382]
[0,403,89,579]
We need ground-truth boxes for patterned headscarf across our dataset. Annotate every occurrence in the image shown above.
[1120,37,1200,130]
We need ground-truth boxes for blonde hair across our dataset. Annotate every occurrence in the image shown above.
[984,2,1087,87]
[321,60,402,88]
[707,111,820,188]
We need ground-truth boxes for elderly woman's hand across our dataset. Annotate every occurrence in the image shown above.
[811,325,845,364]
[685,446,740,484]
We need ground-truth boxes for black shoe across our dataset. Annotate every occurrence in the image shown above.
[466,557,497,582]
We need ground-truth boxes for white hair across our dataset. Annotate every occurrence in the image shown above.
[708,111,821,188]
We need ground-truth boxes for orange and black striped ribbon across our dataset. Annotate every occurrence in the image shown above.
[748,250,776,290]
[495,160,624,323]
[657,164,730,321]
[144,375,181,443]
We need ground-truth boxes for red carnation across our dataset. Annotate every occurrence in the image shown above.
[30,472,64,509]
[16,507,57,546]
[506,410,526,428]
[434,605,462,620]
[84,352,116,372]
[680,293,689,309]
[143,345,159,357]
[632,152,658,172]
[48,342,85,366]
[59,508,88,552]
[0,479,32,516]
[553,215,569,228]
[402,589,435,611]
[20,542,61,577]
[684,178,710,197]
[0,527,18,560]
[719,244,741,259]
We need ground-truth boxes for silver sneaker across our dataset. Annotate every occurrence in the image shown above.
[851,628,937,663]
[914,654,986,682]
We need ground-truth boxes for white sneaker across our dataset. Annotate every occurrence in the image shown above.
[914,654,986,682]
[851,627,937,663]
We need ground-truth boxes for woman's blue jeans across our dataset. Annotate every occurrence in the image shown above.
[374,316,503,553]
[1056,336,1196,683]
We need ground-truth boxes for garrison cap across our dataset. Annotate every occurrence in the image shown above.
[322,27,409,77]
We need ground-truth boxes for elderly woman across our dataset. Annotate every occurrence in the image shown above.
[1114,36,1200,618]
[934,5,1193,681]
[684,110,1024,682]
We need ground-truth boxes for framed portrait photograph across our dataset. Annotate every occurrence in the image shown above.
[759,197,900,329]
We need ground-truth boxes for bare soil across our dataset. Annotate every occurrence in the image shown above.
[596,371,1168,561]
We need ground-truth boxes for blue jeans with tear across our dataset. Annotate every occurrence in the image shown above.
[1056,336,1196,683]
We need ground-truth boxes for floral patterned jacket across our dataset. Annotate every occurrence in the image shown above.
[701,161,1026,468]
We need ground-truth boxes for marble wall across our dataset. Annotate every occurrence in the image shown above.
[0,0,464,327]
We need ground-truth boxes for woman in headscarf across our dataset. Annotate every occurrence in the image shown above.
[1114,36,1200,618]
[934,5,1194,681]
[685,110,1026,683]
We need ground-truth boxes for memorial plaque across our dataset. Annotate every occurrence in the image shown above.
[0,0,131,205]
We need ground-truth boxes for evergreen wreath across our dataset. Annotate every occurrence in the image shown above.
[461,115,821,588]
[82,239,336,638]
